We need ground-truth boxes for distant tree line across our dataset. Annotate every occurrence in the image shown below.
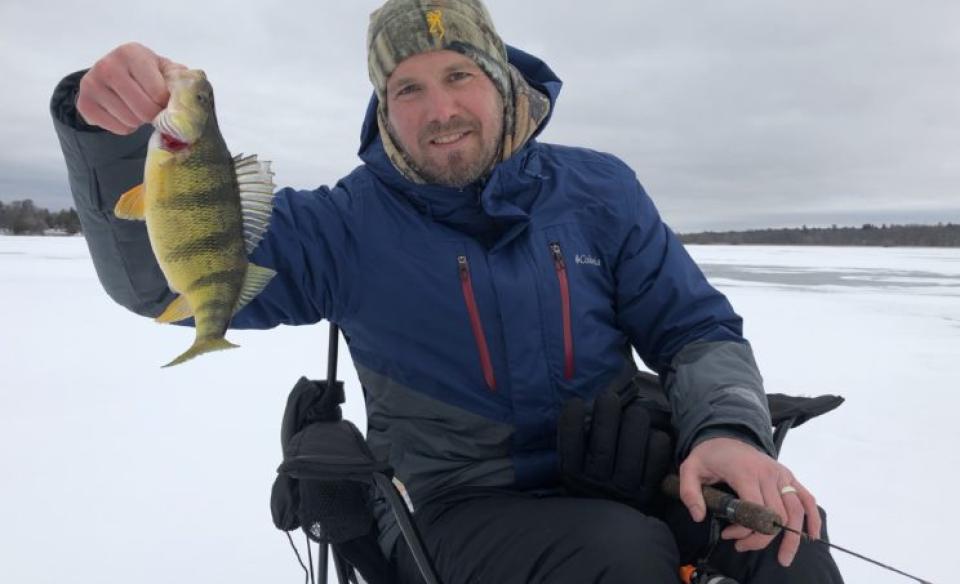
[0,199,81,235]
[680,223,960,247]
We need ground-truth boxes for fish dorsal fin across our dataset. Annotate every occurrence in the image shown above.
[115,183,147,220]
[233,263,276,315]
[234,154,276,254]
[155,294,194,324]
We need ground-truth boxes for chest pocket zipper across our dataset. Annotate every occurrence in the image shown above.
[549,242,575,380]
[457,255,497,391]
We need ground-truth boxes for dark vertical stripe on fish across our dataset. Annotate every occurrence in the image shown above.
[195,299,234,315]
[186,269,246,294]
[164,231,243,262]
[153,189,234,211]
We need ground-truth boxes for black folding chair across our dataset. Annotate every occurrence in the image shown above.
[270,324,439,584]
[271,327,843,584]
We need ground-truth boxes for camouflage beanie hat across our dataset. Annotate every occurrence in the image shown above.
[367,0,551,184]
[368,0,510,104]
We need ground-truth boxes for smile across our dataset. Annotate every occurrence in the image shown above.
[429,131,471,146]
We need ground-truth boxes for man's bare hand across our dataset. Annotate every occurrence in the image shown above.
[678,437,821,567]
[77,42,187,135]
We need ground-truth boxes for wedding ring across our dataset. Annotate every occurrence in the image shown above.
[780,485,798,495]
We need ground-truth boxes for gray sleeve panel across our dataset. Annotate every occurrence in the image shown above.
[664,340,776,460]
[50,71,174,317]
[688,425,773,455]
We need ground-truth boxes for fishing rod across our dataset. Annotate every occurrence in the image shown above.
[661,475,935,584]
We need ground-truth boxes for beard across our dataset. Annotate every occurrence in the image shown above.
[419,146,494,188]
[389,114,504,189]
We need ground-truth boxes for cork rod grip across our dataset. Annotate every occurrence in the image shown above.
[661,474,783,536]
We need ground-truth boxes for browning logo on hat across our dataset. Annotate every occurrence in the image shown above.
[425,9,445,41]
[367,0,511,103]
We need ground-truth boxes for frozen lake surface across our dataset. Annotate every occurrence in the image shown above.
[1,236,956,584]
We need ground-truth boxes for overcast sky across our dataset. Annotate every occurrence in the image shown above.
[2,0,958,232]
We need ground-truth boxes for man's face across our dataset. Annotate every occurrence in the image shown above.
[385,50,504,188]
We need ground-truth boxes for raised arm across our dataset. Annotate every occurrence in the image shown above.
[51,43,187,317]
[51,43,348,327]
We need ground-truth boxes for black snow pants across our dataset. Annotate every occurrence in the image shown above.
[394,488,844,584]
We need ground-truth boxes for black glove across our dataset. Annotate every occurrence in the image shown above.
[558,390,675,509]
[271,377,377,544]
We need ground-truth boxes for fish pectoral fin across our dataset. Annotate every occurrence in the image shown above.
[235,154,276,254]
[155,294,194,324]
[114,183,147,220]
[233,263,276,315]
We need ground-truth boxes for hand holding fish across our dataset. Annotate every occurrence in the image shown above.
[78,42,187,135]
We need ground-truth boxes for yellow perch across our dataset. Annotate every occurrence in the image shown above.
[114,69,276,367]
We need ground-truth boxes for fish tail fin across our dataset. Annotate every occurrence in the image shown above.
[162,337,239,368]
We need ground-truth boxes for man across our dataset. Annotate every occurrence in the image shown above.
[51,0,843,582]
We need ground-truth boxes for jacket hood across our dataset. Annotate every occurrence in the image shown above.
[356,45,562,247]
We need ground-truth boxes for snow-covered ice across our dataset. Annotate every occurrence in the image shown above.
[1,236,956,584]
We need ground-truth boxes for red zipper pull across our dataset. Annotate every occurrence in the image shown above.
[550,242,566,270]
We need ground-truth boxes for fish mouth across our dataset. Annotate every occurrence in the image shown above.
[153,110,191,152]
[153,68,210,152]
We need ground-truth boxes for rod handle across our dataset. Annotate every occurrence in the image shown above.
[661,474,783,536]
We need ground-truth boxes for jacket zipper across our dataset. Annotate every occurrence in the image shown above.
[550,242,575,380]
[457,255,497,391]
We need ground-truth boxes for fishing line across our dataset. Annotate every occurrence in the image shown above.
[779,524,934,584]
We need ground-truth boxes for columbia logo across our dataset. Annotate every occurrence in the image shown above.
[575,254,602,267]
